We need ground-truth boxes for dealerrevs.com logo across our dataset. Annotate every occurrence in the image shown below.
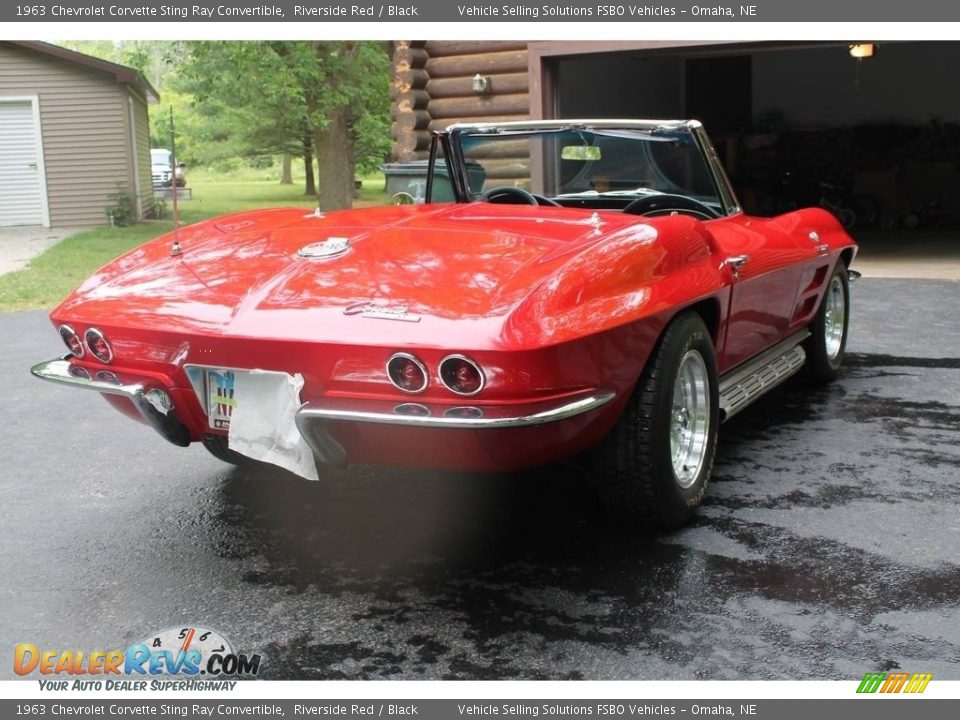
[14,626,263,691]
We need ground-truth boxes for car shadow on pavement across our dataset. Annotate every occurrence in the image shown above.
[194,361,960,679]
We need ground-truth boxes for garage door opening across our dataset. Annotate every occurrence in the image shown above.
[544,41,960,272]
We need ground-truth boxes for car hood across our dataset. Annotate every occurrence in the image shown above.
[54,203,661,348]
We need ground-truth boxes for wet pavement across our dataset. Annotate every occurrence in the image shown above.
[1,277,958,680]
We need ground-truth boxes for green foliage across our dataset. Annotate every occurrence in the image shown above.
[56,40,182,92]
[149,88,196,158]
[175,41,391,194]
[104,185,135,227]
[48,41,392,205]
[349,43,393,175]
[145,195,167,220]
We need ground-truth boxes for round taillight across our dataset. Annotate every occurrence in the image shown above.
[386,353,428,394]
[58,324,84,358]
[439,355,485,396]
[84,328,113,364]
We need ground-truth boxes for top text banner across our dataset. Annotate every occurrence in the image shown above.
[5,0,960,23]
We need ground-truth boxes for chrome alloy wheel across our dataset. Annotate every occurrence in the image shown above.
[670,350,711,488]
[823,274,846,361]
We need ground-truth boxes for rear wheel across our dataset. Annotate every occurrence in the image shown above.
[594,312,719,531]
[802,263,849,383]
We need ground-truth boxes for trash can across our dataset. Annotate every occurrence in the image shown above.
[380,160,486,203]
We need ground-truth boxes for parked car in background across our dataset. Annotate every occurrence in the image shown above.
[150,148,186,188]
[34,120,857,531]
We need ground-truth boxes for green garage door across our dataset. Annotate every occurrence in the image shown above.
[0,99,47,226]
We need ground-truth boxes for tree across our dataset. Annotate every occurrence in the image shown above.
[176,41,390,208]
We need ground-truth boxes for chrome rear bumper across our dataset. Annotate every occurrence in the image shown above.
[295,390,616,466]
[31,356,191,447]
[296,391,616,430]
[33,354,616,464]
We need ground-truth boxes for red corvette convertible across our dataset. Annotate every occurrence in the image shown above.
[33,120,857,529]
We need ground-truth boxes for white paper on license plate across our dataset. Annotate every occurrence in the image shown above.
[206,369,236,430]
[226,370,319,482]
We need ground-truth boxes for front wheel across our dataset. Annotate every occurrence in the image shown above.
[593,312,720,531]
[802,262,849,383]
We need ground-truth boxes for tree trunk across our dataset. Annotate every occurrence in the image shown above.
[302,136,316,196]
[314,105,353,210]
[348,140,358,200]
[280,153,293,184]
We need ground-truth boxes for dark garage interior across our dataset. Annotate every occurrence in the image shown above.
[554,42,960,245]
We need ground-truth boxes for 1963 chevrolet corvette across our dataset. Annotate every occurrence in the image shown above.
[33,120,857,529]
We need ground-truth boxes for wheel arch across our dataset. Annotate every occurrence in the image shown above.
[840,247,855,269]
[681,297,721,347]
[615,296,722,410]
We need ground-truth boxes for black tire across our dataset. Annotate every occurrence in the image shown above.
[802,262,849,383]
[593,312,720,531]
[201,434,249,466]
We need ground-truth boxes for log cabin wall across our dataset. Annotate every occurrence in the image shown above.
[389,41,430,162]
[390,41,532,187]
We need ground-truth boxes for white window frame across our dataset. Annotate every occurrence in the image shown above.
[128,94,143,219]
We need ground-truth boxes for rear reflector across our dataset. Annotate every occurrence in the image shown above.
[444,406,484,419]
[394,402,430,417]
[68,366,91,380]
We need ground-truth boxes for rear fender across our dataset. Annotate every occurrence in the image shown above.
[776,207,858,328]
[778,207,858,258]
[506,215,729,350]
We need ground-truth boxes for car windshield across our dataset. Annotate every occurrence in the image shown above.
[451,125,727,212]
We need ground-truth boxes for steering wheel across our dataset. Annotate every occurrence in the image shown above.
[622,194,721,219]
[481,186,549,206]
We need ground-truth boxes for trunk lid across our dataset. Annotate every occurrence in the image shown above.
[56,203,651,347]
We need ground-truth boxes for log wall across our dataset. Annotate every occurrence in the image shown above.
[390,41,431,161]
[390,41,532,185]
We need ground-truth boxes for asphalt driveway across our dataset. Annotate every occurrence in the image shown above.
[1,277,958,680]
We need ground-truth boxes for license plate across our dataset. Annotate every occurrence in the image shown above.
[205,369,237,430]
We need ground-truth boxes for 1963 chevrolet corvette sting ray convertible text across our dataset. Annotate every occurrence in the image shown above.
[32,120,858,530]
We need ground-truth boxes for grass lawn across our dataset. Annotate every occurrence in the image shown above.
[0,175,388,312]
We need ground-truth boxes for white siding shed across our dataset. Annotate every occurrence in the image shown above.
[0,42,158,228]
